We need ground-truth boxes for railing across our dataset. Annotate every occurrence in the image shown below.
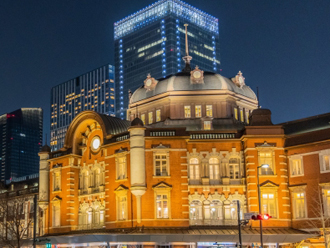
[77,223,104,230]
[189,219,238,226]
[150,131,175,137]
[189,178,244,185]
[79,186,105,196]
[190,133,235,139]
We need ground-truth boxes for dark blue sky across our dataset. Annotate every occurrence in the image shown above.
[1,0,329,138]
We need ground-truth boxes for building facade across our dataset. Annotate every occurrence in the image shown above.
[38,65,327,247]
[0,108,42,183]
[114,0,220,118]
[50,64,115,151]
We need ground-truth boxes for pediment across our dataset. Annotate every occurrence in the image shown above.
[260,180,279,188]
[115,185,129,192]
[152,181,172,189]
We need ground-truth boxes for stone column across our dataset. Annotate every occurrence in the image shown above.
[129,123,147,224]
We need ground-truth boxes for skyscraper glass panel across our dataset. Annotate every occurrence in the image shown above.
[50,64,115,151]
[114,0,220,118]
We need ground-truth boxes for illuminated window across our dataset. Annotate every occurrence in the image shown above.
[190,200,203,222]
[204,121,211,130]
[195,105,201,118]
[262,193,277,218]
[156,109,161,122]
[292,192,306,219]
[148,112,153,124]
[154,153,169,176]
[206,105,213,117]
[141,114,145,125]
[116,155,127,180]
[320,150,330,172]
[246,111,249,124]
[259,151,274,175]
[184,106,191,118]
[234,108,238,120]
[189,158,200,180]
[209,158,220,180]
[229,158,240,179]
[323,189,330,217]
[118,196,127,220]
[290,156,303,176]
[240,109,244,122]
[156,194,169,218]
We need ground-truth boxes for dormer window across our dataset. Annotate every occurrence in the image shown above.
[184,106,191,118]
[195,105,201,118]
[141,114,146,125]
[156,109,161,122]
[148,112,153,124]
[206,105,213,117]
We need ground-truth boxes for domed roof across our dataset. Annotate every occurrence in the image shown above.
[130,71,257,104]
[131,117,144,127]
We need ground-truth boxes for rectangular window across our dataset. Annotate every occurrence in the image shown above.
[262,193,276,217]
[53,172,61,191]
[324,190,330,217]
[141,114,145,125]
[148,112,153,124]
[320,154,330,172]
[156,109,161,122]
[154,154,168,176]
[234,108,238,120]
[290,158,303,176]
[259,151,274,175]
[156,194,168,218]
[195,105,201,118]
[293,192,306,219]
[53,205,60,227]
[240,109,244,122]
[204,121,211,130]
[184,106,191,118]
[117,156,126,180]
[246,111,249,124]
[206,105,213,117]
[118,196,127,220]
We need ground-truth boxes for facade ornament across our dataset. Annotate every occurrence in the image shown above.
[190,65,204,84]
[232,71,245,88]
[144,73,158,91]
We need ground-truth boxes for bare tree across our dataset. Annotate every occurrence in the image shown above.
[0,191,34,248]
[307,184,330,248]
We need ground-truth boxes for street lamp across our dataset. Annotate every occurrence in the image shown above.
[257,164,269,248]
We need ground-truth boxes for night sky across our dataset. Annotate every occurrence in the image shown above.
[1,0,329,139]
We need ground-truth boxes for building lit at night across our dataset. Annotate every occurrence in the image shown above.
[50,64,115,151]
[0,108,42,183]
[114,0,220,118]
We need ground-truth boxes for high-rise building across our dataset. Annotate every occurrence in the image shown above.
[0,108,43,183]
[114,0,220,118]
[50,64,115,151]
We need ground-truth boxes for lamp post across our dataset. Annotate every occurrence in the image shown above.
[257,164,269,248]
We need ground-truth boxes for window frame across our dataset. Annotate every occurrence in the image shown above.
[290,186,307,219]
[53,169,61,192]
[319,149,330,173]
[141,114,146,125]
[153,183,172,219]
[153,151,170,177]
[148,111,153,124]
[206,105,213,117]
[115,153,128,181]
[115,186,128,221]
[195,105,202,118]
[289,155,304,177]
[257,147,276,176]
[184,105,191,118]
[156,109,161,122]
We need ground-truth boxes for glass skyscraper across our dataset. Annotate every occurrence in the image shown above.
[0,108,43,183]
[114,0,220,118]
[50,64,115,151]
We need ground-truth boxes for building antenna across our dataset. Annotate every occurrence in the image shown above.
[182,24,192,72]
[257,86,260,108]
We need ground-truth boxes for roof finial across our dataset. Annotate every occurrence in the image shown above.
[182,24,192,72]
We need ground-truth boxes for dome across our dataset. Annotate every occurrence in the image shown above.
[131,117,144,127]
[130,71,257,104]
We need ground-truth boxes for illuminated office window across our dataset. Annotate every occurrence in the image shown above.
[141,114,146,125]
[206,105,213,117]
[184,106,191,118]
[148,112,153,124]
[156,109,161,122]
[195,105,201,118]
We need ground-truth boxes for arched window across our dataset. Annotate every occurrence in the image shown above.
[210,200,222,220]
[190,200,203,222]
[189,158,200,180]
[209,158,220,180]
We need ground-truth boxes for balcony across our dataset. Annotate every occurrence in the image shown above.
[189,178,245,186]
[79,185,105,196]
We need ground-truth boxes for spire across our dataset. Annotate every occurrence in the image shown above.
[182,24,192,72]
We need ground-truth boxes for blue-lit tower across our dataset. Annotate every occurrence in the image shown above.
[114,0,220,118]
[50,64,115,151]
